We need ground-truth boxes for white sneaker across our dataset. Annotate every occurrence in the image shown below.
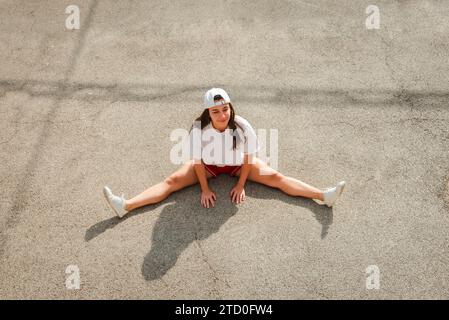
[313,181,346,207]
[103,186,128,218]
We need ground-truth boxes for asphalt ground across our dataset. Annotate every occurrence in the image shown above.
[0,0,448,299]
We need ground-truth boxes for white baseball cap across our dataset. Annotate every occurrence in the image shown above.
[203,88,231,108]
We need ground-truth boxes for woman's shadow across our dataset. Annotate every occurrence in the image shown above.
[85,177,333,281]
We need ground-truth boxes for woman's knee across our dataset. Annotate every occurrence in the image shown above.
[164,162,197,191]
[164,175,183,191]
[265,171,285,188]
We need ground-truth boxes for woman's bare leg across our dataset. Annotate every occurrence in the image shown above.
[125,160,213,211]
[235,157,324,201]
[276,176,324,200]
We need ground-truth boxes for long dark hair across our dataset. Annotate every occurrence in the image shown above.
[189,98,244,150]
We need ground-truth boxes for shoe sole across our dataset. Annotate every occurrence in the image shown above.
[337,181,346,196]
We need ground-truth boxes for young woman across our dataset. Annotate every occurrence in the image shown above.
[103,88,345,218]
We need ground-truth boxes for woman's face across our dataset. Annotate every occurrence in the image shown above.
[208,101,231,130]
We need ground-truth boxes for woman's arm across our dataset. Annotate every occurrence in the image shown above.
[230,154,252,204]
[194,162,210,191]
[194,161,216,208]
[237,154,252,187]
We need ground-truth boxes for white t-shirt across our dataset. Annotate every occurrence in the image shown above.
[183,115,259,166]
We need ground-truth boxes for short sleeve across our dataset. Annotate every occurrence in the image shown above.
[236,116,259,155]
[182,121,202,164]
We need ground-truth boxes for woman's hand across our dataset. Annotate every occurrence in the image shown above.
[230,183,246,204]
[201,188,217,208]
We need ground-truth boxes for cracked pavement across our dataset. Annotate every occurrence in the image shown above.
[1,0,449,299]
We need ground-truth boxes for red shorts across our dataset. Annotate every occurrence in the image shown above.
[204,164,242,177]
